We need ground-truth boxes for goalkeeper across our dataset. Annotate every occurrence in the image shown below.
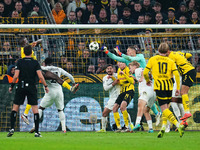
[101,46,161,126]
[19,37,79,125]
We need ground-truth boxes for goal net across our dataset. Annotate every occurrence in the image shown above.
[0,24,200,131]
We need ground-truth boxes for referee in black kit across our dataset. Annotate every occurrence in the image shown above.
[7,45,49,138]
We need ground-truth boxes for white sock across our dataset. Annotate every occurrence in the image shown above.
[176,122,180,128]
[147,120,153,129]
[135,116,141,125]
[23,113,28,117]
[101,117,107,131]
[177,103,185,117]
[128,113,132,125]
[38,109,43,119]
[171,102,181,122]
[58,111,66,131]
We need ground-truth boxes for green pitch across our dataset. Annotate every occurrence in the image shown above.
[0,131,200,150]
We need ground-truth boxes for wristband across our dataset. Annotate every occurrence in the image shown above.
[105,50,109,54]
[45,85,48,88]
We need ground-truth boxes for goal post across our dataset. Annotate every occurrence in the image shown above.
[0,24,200,131]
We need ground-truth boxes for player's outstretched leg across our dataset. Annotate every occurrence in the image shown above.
[21,104,31,125]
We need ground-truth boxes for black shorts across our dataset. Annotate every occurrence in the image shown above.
[115,90,134,106]
[155,90,172,106]
[182,69,196,87]
[13,85,38,105]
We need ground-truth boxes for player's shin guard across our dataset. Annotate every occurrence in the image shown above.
[24,104,31,116]
[163,109,179,128]
[114,112,121,129]
[162,115,167,128]
[151,103,158,115]
[177,103,185,117]
[62,81,71,90]
[122,110,129,127]
[10,111,17,129]
[101,117,107,131]
[58,111,66,131]
[34,113,39,133]
[147,120,153,130]
[182,94,190,113]
[171,102,181,122]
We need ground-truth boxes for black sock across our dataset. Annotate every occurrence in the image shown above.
[34,113,39,133]
[11,111,17,129]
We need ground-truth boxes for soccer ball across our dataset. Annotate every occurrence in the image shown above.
[89,41,99,51]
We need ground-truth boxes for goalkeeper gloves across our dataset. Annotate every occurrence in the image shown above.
[114,46,122,56]
[101,46,109,54]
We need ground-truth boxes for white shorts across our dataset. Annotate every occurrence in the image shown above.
[172,76,182,98]
[105,98,117,110]
[139,90,156,108]
[40,89,64,110]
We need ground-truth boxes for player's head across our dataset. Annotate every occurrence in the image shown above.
[44,57,53,66]
[106,64,114,75]
[118,62,126,70]
[129,61,140,74]
[19,36,29,47]
[158,42,169,55]
[127,46,136,56]
[24,45,32,56]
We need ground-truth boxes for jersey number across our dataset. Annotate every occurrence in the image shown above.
[158,62,167,74]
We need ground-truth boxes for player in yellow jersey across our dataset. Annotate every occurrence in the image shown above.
[166,49,196,123]
[18,37,79,125]
[143,43,185,138]
[112,62,135,132]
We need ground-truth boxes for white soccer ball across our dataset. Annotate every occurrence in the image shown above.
[89,41,99,51]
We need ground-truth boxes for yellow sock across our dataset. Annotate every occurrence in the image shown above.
[162,115,167,126]
[62,81,71,90]
[182,94,190,113]
[24,104,31,115]
[113,112,121,128]
[122,110,129,127]
[163,109,179,127]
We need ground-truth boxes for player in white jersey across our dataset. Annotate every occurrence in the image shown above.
[97,64,133,132]
[129,61,156,133]
[30,58,76,133]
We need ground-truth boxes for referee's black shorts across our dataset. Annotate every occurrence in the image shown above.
[155,90,172,106]
[182,69,196,87]
[115,90,134,106]
[14,85,38,105]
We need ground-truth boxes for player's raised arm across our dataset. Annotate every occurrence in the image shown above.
[60,68,75,84]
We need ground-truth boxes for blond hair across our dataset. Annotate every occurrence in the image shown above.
[158,42,169,54]
[129,61,140,68]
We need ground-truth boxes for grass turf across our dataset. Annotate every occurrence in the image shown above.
[0,131,200,150]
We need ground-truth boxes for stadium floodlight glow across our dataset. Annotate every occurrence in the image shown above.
[0,24,200,29]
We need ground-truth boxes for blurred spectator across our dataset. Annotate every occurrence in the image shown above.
[121,7,134,24]
[141,0,153,14]
[137,15,145,24]
[110,13,118,24]
[176,2,188,20]
[57,0,70,11]
[76,40,85,57]
[88,14,98,24]
[155,12,164,24]
[84,1,97,23]
[75,7,85,24]
[118,0,134,10]
[187,0,198,17]
[67,0,86,17]
[62,10,77,24]
[3,65,18,83]
[96,57,107,74]
[11,10,19,17]
[77,49,92,73]
[132,2,143,22]
[157,0,182,12]
[27,2,44,17]
[152,2,167,22]
[95,0,110,13]
[189,11,200,24]
[118,19,124,24]
[66,61,74,73]
[13,1,25,17]
[179,15,187,24]
[22,0,34,17]
[30,11,38,17]
[47,0,54,10]
[106,0,122,21]
[0,2,6,17]
[165,7,179,24]
[52,2,66,24]
[98,8,109,24]
[3,0,15,16]
[87,64,95,74]
[144,13,153,24]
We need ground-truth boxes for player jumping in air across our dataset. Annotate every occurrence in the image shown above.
[143,43,185,138]
[19,36,79,125]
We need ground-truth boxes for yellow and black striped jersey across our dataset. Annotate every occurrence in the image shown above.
[117,66,134,93]
[21,43,37,60]
[144,55,180,91]
[168,51,194,75]
[177,51,192,59]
